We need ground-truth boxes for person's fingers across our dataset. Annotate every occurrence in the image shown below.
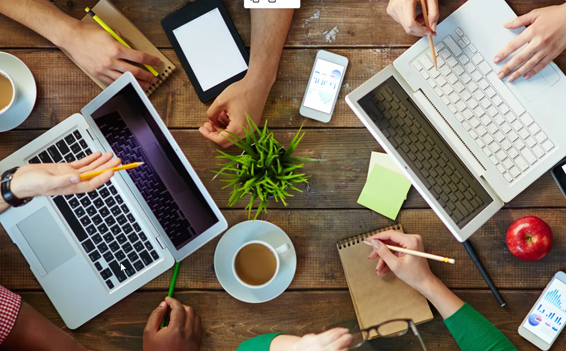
[69,170,114,194]
[366,230,416,249]
[371,240,402,272]
[194,314,202,341]
[427,0,439,32]
[166,297,186,329]
[206,97,227,122]
[524,54,554,80]
[217,111,230,127]
[503,10,539,30]
[112,60,157,86]
[118,46,161,67]
[314,328,350,347]
[506,50,546,82]
[322,333,352,351]
[497,41,539,80]
[89,157,122,174]
[49,172,82,189]
[144,301,168,333]
[494,30,532,65]
[78,152,115,173]
[400,1,430,36]
[184,305,195,332]
[199,126,235,149]
[376,257,390,275]
[97,74,115,86]
[70,151,103,169]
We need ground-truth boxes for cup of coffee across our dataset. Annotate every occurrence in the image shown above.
[233,240,290,289]
[0,69,16,115]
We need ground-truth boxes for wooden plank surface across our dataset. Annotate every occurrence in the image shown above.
[1,130,564,210]
[0,0,563,49]
[2,208,565,291]
[16,289,557,351]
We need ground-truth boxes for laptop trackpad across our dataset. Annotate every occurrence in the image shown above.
[17,207,76,274]
[514,65,559,102]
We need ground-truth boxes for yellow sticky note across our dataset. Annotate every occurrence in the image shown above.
[357,164,412,220]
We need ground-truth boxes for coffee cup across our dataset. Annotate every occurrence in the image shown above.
[0,69,17,116]
[232,240,290,289]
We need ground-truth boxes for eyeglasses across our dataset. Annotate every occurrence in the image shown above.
[348,319,427,350]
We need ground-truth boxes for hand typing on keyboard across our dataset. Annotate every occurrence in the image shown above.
[494,4,566,82]
[9,151,121,200]
[386,0,439,36]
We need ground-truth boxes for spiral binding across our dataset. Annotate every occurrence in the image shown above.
[145,65,176,96]
[336,224,404,250]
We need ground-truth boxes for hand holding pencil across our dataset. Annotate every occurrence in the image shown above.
[366,230,446,291]
[386,0,439,37]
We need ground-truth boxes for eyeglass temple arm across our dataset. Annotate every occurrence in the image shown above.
[410,321,428,351]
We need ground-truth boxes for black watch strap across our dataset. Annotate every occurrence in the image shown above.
[1,167,32,207]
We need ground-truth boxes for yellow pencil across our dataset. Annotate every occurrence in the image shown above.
[80,162,145,181]
[85,7,159,78]
[420,0,437,69]
[363,240,455,264]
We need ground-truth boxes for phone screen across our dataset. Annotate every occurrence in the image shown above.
[523,278,566,343]
[303,59,345,114]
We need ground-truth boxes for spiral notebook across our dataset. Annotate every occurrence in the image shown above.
[336,224,433,338]
[60,0,176,96]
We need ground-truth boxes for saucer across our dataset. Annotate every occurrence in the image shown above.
[214,220,297,303]
[0,52,37,132]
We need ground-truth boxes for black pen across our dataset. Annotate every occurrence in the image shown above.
[463,240,506,307]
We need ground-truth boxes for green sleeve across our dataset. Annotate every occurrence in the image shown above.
[236,333,285,351]
[444,303,518,351]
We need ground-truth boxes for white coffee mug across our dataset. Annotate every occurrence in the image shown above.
[232,240,290,289]
[0,69,17,115]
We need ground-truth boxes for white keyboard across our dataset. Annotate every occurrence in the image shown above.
[412,27,555,184]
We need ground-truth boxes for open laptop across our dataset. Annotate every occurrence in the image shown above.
[346,0,566,242]
[0,72,228,328]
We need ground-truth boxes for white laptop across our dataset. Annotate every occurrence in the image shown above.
[0,72,228,328]
[346,0,566,242]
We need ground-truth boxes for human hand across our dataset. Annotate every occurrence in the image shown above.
[387,0,438,36]
[143,297,202,351]
[10,151,120,199]
[199,75,270,148]
[62,22,161,90]
[366,230,436,292]
[291,328,352,351]
[494,4,566,82]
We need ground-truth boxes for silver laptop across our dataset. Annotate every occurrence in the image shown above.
[0,72,228,328]
[346,0,566,242]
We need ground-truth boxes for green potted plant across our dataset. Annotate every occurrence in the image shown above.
[214,114,320,220]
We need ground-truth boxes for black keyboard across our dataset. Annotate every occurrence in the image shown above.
[95,113,197,248]
[28,129,160,290]
[358,77,493,228]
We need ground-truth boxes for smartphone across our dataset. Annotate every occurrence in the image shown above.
[519,272,566,350]
[299,50,348,123]
[551,158,566,200]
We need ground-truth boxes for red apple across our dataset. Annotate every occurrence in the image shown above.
[506,216,552,261]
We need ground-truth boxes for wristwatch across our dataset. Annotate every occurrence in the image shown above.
[1,167,32,207]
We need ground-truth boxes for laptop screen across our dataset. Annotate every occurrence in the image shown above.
[90,83,219,250]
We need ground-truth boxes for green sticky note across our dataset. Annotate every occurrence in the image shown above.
[357,164,412,220]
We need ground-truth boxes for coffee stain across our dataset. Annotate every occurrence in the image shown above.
[323,26,340,43]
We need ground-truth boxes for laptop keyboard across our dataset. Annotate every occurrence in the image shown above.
[413,27,555,183]
[95,114,197,249]
[28,129,161,291]
[359,77,493,228]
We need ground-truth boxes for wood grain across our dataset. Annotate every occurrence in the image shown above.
[1,130,565,211]
[15,289,556,351]
[2,208,566,291]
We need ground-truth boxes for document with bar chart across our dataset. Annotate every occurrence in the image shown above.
[524,279,566,343]
[303,59,345,114]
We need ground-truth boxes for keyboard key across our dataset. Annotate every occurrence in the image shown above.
[101,269,110,280]
[64,153,76,163]
[458,54,470,65]
[74,206,86,218]
[108,261,127,283]
[419,56,434,70]
[444,35,463,56]
[92,215,103,225]
[106,280,114,289]
[116,215,127,225]
[478,61,491,74]
[99,188,110,198]
[542,140,555,152]
[80,216,91,226]
[516,157,529,171]
[110,241,120,252]
[115,250,126,261]
[92,234,103,244]
[56,140,70,155]
[95,262,103,271]
[446,56,458,67]
[98,223,109,234]
[86,225,96,235]
[65,134,76,145]
[105,216,116,226]
[85,148,92,155]
[532,145,545,158]
[472,53,483,64]
[109,185,117,195]
[139,251,154,266]
[460,73,472,84]
[503,158,514,169]
[457,39,466,48]
[128,251,139,262]
[535,132,548,143]
[123,243,133,253]
[521,113,534,127]
[121,260,136,277]
[508,147,519,159]
[478,79,489,90]
[150,251,159,260]
[525,137,536,148]
[89,251,101,262]
[79,139,88,148]
[145,242,153,251]
[103,251,114,263]
[504,172,513,182]
[128,232,139,244]
[487,73,526,116]
[80,197,91,207]
[528,123,541,134]
[38,151,53,163]
[47,145,63,163]
[111,206,121,216]
[99,206,110,218]
[455,27,464,36]
[105,197,116,208]
[28,156,41,164]
[82,239,95,253]
[413,61,423,71]
[521,149,537,164]
[117,234,127,244]
[123,224,134,234]
[70,143,81,154]
[133,260,145,272]
[134,241,144,252]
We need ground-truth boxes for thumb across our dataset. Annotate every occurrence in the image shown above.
[372,240,401,271]
[145,301,168,332]
[504,11,538,29]
[206,97,226,123]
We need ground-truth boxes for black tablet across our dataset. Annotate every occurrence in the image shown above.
[551,158,566,199]
[161,0,249,102]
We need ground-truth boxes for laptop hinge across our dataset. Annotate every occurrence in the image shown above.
[86,128,96,142]
[412,90,487,177]
[155,236,166,250]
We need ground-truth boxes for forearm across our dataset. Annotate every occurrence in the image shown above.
[269,335,300,351]
[417,276,464,319]
[1,302,91,351]
[247,9,294,87]
[0,0,79,47]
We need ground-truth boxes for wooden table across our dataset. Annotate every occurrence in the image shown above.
[1,0,566,349]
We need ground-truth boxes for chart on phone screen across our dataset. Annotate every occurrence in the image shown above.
[524,279,566,343]
[244,0,300,8]
[303,59,345,114]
